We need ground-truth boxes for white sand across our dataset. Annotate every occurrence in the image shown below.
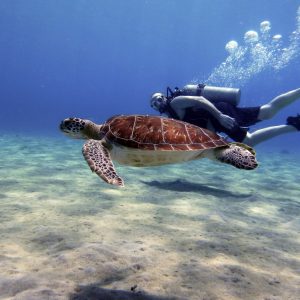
[0,135,299,299]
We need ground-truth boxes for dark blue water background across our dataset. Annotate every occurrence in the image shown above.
[1,0,299,149]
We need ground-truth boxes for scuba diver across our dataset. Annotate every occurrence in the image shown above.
[150,84,300,146]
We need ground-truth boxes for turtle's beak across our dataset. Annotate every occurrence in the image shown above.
[59,122,64,131]
[59,121,69,134]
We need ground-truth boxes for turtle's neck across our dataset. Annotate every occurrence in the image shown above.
[84,121,103,140]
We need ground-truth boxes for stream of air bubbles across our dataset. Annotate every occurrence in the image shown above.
[203,6,300,87]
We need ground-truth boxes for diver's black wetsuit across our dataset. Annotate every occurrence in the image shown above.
[165,100,261,142]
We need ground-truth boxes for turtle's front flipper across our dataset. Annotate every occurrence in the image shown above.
[215,142,258,170]
[82,139,124,187]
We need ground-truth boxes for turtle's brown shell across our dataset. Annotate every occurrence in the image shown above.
[100,115,228,151]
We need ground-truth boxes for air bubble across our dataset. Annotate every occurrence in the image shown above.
[260,21,271,33]
[272,34,282,41]
[244,30,259,43]
[225,40,239,54]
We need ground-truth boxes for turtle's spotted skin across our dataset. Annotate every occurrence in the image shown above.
[60,118,86,138]
[60,115,258,187]
[82,139,124,186]
[215,142,257,170]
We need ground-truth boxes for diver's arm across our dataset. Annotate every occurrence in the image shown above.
[170,96,236,129]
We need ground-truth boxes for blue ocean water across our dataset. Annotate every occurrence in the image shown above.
[1,1,300,300]
[1,0,300,148]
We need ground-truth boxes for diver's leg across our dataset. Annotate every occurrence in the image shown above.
[258,88,300,120]
[242,125,297,146]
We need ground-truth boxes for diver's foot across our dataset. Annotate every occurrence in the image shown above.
[287,114,300,130]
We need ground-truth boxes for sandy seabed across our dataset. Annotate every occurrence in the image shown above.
[0,134,299,300]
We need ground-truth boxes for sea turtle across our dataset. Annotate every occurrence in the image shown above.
[60,115,258,187]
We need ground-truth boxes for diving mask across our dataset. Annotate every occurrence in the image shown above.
[150,93,166,112]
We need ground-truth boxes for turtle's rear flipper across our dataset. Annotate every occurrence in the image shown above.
[215,143,258,170]
[82,140,124,187]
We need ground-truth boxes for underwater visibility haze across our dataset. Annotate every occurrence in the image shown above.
[0,0,300,299]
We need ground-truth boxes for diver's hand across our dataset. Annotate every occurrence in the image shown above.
[219,114,236,129]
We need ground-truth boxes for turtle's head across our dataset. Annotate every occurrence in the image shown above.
[60,117,93,139]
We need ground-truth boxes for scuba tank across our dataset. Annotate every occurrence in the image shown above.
[168,84,241,106]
